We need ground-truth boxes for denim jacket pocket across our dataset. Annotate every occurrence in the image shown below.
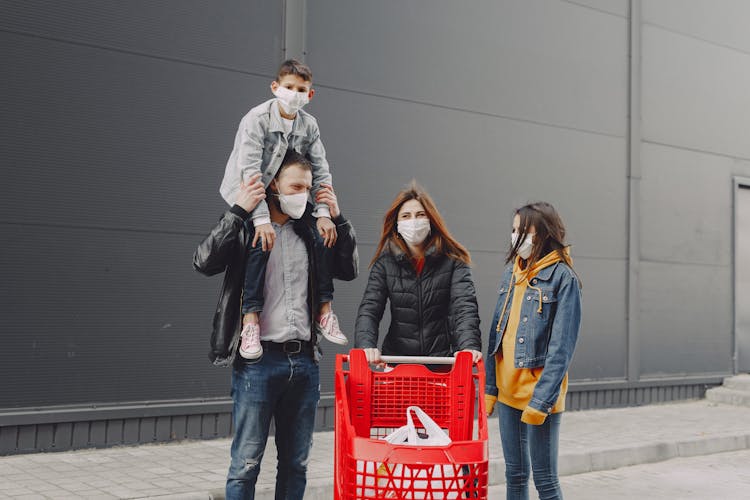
[527,288,557,354]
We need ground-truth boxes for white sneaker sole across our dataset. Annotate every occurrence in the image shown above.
[239,347,263,359]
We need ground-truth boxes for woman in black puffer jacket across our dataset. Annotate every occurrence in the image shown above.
[354,181,482,363]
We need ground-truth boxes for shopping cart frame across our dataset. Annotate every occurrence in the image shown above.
[334,349,488,499]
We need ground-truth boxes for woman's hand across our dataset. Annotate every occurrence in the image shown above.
[456,349,483,363]
[362,348,383,366]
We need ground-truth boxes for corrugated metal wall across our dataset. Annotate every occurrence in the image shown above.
[0,0,282,407]
[1,0,748,454]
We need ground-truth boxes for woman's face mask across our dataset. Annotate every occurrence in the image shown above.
[398,218,431,246]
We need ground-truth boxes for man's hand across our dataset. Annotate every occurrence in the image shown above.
[235,173,266,214]
[315,183,340,219]
[252,223,276,252]
[317,217,338,248]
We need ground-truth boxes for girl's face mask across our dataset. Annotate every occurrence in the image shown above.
[512,233,534,260]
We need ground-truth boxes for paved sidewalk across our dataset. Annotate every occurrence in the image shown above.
[1,400,749,499]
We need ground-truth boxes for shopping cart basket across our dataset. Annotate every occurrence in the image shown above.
[334,349,488,499]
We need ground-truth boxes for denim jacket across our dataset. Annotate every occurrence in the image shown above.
[219,98,332,223]
[484,261,582,414]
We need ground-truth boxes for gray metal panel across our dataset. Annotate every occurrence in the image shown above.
[0,30,273,234]
[306,0,628,136]
[639,261,733,376]
[0,223,231,407]
[564,0,628,17]
[567,258,627,380]
[736,183,750,371]
[643,0,750,53]
[0,0,282,74]
[640,143,735,266]
[308,86,629,259]
[641,25,750,159]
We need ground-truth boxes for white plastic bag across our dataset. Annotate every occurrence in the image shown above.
[374,406,458,499]
[384,406,452,446]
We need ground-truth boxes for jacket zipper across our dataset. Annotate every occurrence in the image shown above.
[416,266,424,354]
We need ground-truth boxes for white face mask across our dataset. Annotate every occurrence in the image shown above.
[276,192,308,219]
[512,233,534,260]
[398,219,431,246]
[273,86,310,115]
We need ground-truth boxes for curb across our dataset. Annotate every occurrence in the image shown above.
[203,432,750,499]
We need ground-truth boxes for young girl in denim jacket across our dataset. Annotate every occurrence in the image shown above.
[485,202,582,500]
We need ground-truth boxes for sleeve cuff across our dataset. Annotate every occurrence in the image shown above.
[229,205,250,220]
[252,215,271,227]
[313,206,331,219]
[484,395,497,415]
[521,406,548,425]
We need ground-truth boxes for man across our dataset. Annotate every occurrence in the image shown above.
[193,150,358,499]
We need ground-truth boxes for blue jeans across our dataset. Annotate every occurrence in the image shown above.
[242,224,334,314]
[498,403,563,500]
[226,349,320,500]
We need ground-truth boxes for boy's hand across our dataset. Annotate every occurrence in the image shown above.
[253,223,276,252]
[317,217,337,248]
[315,184,340,219]
[236,173,266,213]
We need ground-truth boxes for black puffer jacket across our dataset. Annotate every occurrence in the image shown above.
[193,204,358,366]
[354,242,481,356]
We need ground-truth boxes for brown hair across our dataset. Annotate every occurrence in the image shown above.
[507,202,575,270]
[370,181,471,267]
[276,59,313,82]
[276,149,312,178]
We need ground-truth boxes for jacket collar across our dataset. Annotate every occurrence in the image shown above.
[534,261,560,281]
[269,99,307,136]
[386,240,439,264]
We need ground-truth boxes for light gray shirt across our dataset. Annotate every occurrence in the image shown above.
[258,220,311,342]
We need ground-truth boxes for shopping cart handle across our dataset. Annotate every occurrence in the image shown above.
[379,355,456,365]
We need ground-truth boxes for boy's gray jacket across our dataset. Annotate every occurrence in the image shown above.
[192,204,358,366]
[219,99,332,220]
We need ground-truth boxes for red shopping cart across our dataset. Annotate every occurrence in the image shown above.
[334,349,488,499]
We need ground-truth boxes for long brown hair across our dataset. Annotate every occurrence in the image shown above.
[507,202,574,270]
[370,181,471,267]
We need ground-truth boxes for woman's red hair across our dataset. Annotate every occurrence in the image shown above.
[370,181,471,267]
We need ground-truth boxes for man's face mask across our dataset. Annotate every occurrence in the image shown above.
[276,191,308,219]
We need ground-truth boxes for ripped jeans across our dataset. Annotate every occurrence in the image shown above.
[226,349,320,500]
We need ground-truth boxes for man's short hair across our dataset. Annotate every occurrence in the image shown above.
[276,59,313,82]
[276,149,312,179]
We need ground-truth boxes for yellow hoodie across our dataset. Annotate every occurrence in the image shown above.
[486,249,569,425]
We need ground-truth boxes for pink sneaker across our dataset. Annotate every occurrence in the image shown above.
[317,311,348,345]
[239,322,262,359]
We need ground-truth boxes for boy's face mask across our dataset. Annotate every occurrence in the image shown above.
[273,86,310,115]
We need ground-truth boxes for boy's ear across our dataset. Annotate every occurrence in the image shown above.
[307,88,315,100]
[270,80,279,92]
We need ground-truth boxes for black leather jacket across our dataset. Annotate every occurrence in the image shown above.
[354,242,481,357]
[193,204,358,366]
